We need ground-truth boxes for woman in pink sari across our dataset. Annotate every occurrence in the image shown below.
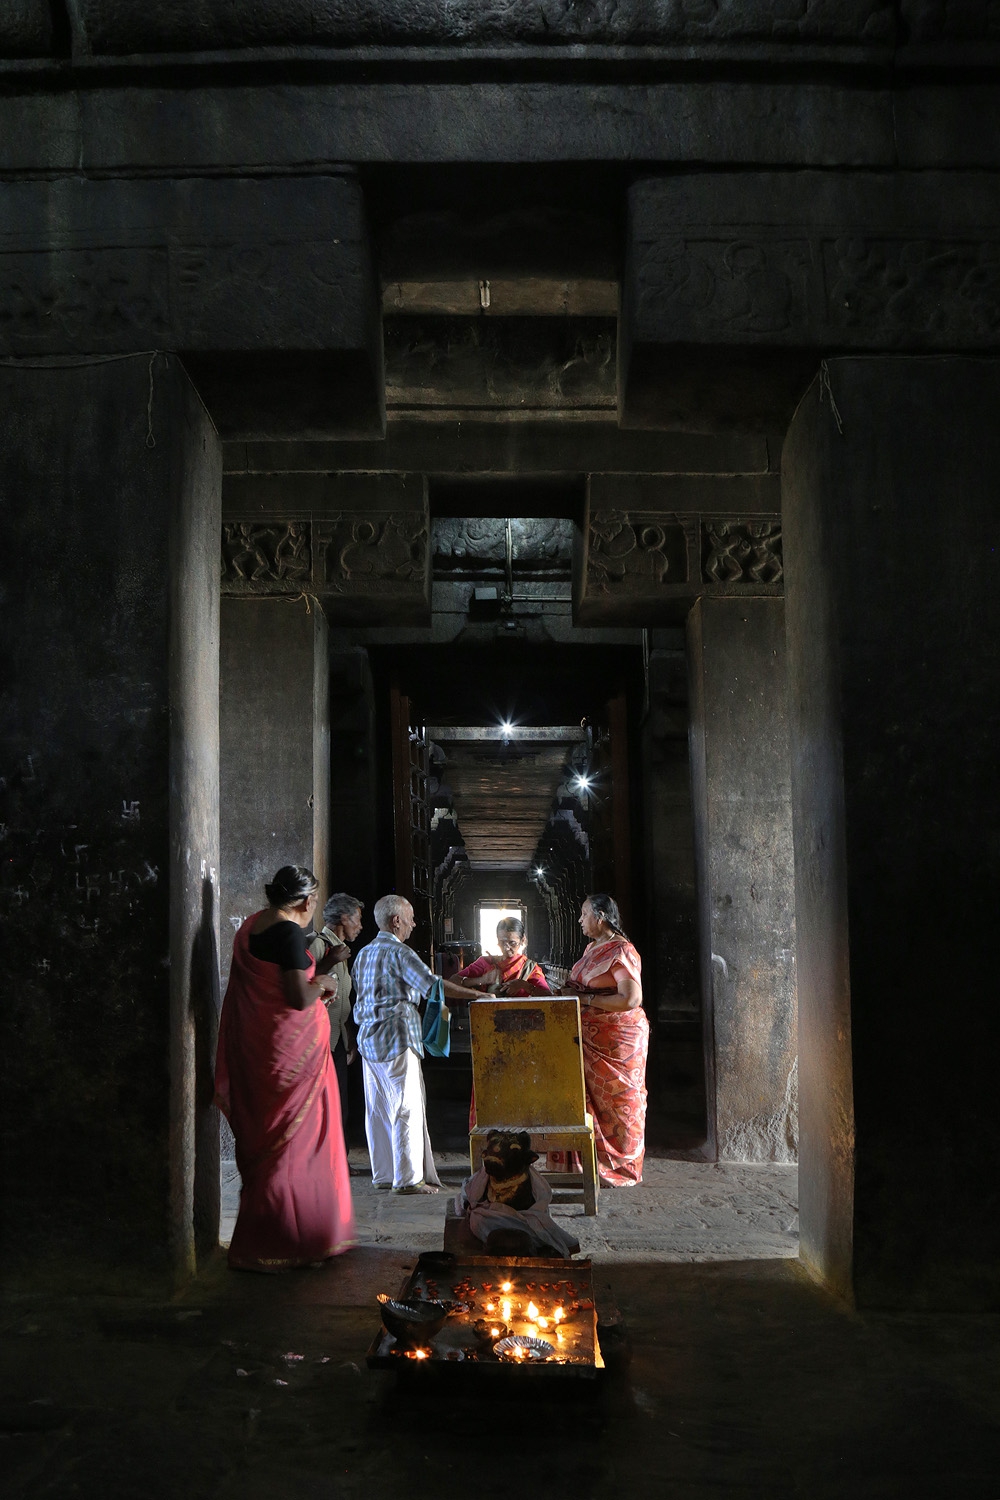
[554,894,648,1187]
[215,865,356,1270]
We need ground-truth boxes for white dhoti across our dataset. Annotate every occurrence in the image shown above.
[361,1049,441,1190]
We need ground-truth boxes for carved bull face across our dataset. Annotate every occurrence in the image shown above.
[482,1129,538,1180]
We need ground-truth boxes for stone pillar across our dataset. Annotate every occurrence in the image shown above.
[0,355,221,1279]
[687,598,797,1164]
[783,358,1000,1310]
[219,598,330,954]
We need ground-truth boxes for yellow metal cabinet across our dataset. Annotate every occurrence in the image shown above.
[469,998,599,1215]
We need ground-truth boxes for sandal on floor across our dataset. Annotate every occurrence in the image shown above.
[393,1182,439,1195]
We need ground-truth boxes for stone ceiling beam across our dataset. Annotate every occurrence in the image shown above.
[622,169,1000,430]
[225,423,776,478]
[0,171,383,440]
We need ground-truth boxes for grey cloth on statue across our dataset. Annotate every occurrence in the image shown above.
[456,1166,580,1258]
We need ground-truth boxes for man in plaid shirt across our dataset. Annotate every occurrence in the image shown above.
[353,893,486,1193]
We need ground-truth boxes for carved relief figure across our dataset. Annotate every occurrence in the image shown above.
[272,522,310,581]
[702,521,782,585]
[221,522,312,588]
[588,512,682,592]
[637,237,808,336]
[826,237,1000,342]
[432,517,572,576]
[338,515,427,583]
[222,523,274,583]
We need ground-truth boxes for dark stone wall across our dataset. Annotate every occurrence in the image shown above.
[784,357,1000,1310]
[0,355,220,1277]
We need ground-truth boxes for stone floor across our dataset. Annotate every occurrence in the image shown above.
[223,1151,800,1263]
[3,1245,999,1499]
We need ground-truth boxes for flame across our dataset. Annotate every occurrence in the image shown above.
[484,1301,495,1312]
[553,1306,565,1323]
[537,1317,549,1330]
[413,1348,428,1360]
[490,1327,499,1338]
[500,1281,512,1293]
[527,1301,539,1320]
[501,1299,512,1321]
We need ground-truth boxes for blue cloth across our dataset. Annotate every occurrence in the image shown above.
[421,977,450,1059]
[353,931,435,1062]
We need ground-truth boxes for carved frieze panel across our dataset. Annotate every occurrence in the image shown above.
[432,517,572,578]
[24,2,897,58]
[702,520,782,585]
[586,512,690,594]
[0,249,171,354]
[627,174,1000,352]
[576,502,782,623]
[222,512,431,622]
[384,317,616,411]
[319,514,429,594]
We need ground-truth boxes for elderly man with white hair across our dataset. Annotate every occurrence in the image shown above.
[352,894,487,1194]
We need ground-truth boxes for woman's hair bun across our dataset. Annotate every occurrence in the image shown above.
[265,864,319,907]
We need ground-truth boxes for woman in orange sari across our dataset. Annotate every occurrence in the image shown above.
[556,893,648,1187]
[215,865,356,1271]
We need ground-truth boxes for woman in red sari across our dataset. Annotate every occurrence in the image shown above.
[215,865,356,1271]
[556,894,648,1187]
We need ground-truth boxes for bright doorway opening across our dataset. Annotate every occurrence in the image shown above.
[477,902,525,956]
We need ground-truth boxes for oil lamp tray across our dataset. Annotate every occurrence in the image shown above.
[366,1255,604,1380]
